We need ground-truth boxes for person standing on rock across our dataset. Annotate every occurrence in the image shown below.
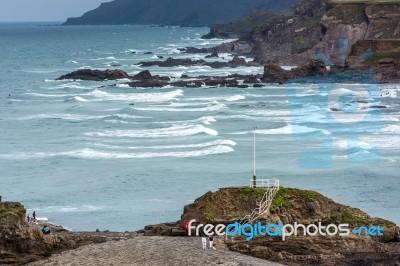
[209,235,216,250]
[201,235,207,251]
[27,214,30,223]
[33,211,36,220]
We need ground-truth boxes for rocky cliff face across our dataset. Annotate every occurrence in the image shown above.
[209,1,400,65]
[0,202,134,265]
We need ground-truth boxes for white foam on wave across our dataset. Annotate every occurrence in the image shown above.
[88,89,183,102]
[0,146,234,160]
[74,96,87,102]
[155,116,216,125]
[231,124,331,135]
[93,139,236,150]
[134,102,226,112]
[380,125,400,133]
[33,205,105,213]
[116,84,130,88]
[26,92,80,98]
[85,124,218,138]
[17,113,147,122]
[184,94,245,102]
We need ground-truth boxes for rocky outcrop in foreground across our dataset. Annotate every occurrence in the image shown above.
[145,187,400,266]
[0,202,136,265]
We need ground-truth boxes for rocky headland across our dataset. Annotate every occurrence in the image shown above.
[144,187,400,266]
[63,0,300,26]
[1,187,399,265]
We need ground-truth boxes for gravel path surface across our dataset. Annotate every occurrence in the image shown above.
[29,236,284,266]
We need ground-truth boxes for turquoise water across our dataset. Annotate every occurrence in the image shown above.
[0,23,399,231]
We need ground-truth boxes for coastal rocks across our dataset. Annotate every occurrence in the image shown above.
[205,52,219,58]
[0,201,135,265]
[262,60,328,84]
[128,70,170,88]
[57,69,129,81]
[203,0,400,67]
[137,56,258,68]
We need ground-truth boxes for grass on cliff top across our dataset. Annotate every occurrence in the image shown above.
[239,187,267,197]
[0,208,25,219]
[270,187,324,209]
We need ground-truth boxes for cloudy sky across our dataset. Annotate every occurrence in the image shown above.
[0,0,107,22]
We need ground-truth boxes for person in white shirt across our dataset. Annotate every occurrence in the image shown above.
[201,236,207,251]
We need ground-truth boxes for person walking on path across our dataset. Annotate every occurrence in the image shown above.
[209,235,216,250]
[201,236,207,251]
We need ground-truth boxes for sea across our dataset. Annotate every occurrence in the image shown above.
[0,23,399,231]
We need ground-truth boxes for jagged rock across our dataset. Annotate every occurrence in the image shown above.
[57,69,129,81]
[205,52,219,58]
[137,56,257,68]
[262,60,328,84]
[132,70,153,80]
[203,1,400,67]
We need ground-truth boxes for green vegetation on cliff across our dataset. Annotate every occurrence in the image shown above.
[64,0,301,26]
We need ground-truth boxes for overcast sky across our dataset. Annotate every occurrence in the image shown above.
[0,0,108,22]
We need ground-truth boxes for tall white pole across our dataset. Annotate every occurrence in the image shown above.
[253,127,256,176]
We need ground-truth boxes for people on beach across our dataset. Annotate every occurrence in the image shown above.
[201,236,207,251]
[209,235,216,250]
[42,225,51,235]
[27,214,30,223]
[33,211,36,220]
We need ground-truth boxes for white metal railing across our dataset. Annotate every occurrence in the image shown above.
[227,179,280,237]
[249,178,279,189]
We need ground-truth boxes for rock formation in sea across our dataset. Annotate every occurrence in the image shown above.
[144,187,400,265]
[63,0,300,26]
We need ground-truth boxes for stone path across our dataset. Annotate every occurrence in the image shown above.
[29,236,284,266]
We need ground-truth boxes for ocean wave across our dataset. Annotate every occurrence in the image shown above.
[32,205,105,213]
[73,96,87,102]
[380,125,400,133]
[17,113,148,122]
[230,124,331,135]
[134,102,226,112]
[87,89,183,102]
[184,94,245,102]
[92,139,236,150]
[84,124,218,138]
[0,146,234,160]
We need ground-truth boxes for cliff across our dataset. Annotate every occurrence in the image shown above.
[205,0,400,65]
[0,201,135,265]
[63,0,300,27]
[144,187,400,266]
